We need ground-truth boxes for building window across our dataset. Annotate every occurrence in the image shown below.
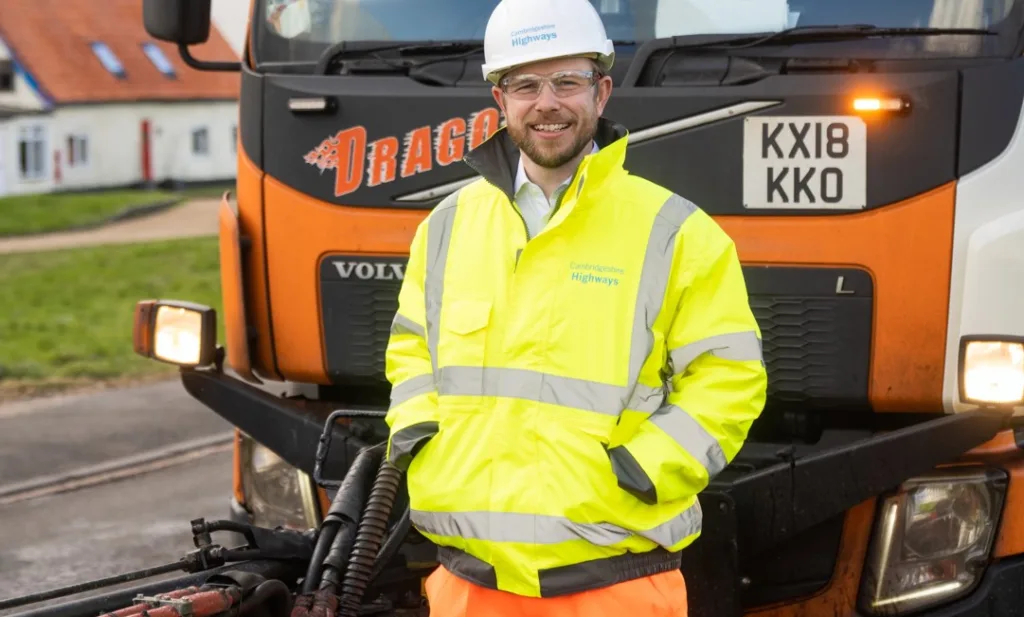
[91,42,126,79]
[141,42,176,78]
[192,127,209,155]
[0,60,12,92]
[67,135,88,166]
[18,124,46,180]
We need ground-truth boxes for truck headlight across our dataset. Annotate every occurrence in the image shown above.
[133,299,217,367]
[238,432,319,530]
[959,338,1024,407]
[858,467,1007,615]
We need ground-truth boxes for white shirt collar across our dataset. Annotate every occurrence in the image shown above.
[514,140,600,195]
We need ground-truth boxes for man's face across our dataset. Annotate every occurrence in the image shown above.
[491,57,613,169]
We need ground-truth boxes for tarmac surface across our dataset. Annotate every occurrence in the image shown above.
[0,380,236,614]
[0,451,233,614]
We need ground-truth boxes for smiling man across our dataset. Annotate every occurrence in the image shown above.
[381,0,769,615]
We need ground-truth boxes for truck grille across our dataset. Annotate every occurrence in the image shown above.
[744,266,873,411]
[319,255,405,385]
[320,258,873,411]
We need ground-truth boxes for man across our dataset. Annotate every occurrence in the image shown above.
[383,0,768,614]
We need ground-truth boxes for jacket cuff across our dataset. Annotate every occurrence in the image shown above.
[388,421,439,470]
[607,445,658,505]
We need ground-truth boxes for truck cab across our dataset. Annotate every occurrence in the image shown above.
[135,1,1024,615]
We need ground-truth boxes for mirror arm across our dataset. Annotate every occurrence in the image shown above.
[178,43,241,72]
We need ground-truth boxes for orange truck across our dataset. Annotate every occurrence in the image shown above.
[132,0,1024,615]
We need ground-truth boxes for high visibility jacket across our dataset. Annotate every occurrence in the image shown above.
[384,117,768,599]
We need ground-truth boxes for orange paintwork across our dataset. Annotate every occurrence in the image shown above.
[748,499,877,617]
[218,195,257,382]
[317,486,331,517]
[958,430,1021,461]
[719,182,956,413]
[261,175,427,383]
[236,147,282,382]
[232,429,246,506]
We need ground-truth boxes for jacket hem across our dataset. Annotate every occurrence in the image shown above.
[436,545,683,598]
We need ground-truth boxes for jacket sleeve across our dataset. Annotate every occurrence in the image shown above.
[607,210,768,505]
[384,217,441,470]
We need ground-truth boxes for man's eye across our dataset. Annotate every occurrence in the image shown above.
[511,81,539,92]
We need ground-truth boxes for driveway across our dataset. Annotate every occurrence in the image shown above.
[0,198,221,254]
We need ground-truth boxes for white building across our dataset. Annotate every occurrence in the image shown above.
[0,0,240,198]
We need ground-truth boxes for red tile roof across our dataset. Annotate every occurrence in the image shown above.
[0,0,240,104]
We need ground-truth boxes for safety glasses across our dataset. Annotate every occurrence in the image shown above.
[499,70,601,100]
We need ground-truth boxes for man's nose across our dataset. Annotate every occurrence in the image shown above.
[532,83,562,110]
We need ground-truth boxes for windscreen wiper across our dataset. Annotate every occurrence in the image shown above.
[315,41,484,76]
[672,24,997,50]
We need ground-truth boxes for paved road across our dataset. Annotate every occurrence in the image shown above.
[0,379,233,488]
[0,452,233,615]
[0,379,239,614]
[0,198,221,255]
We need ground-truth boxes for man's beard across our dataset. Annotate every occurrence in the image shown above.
[507,113,598,169]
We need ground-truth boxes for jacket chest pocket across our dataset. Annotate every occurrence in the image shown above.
[437,297,493,368]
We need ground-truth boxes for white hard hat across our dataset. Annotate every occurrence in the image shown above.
[481,0,615,84]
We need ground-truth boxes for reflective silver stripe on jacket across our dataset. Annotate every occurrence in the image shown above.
[390,313,425,338]
[669,330,763,375]
[411,499,701,550]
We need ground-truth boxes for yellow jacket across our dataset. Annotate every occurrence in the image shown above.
[384,117,767,598]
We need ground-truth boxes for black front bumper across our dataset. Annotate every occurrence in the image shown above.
[179,368,1020,617]
[180,368,388,483]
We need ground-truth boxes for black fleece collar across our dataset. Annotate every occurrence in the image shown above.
[462,116,629,201]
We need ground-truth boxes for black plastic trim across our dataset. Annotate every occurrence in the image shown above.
[959,57,1024,177]
[179,368,383,478]
[240,63,263,169]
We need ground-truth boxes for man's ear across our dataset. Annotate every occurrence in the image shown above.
[595,75,613,115]
[491,86,506,113]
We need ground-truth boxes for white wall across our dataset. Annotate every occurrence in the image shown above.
[0,100,239,196]
[0,37,48,112]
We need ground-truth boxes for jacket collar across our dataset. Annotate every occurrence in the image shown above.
[463,116,629,202]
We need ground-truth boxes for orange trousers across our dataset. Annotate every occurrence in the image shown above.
[424,565,689,617]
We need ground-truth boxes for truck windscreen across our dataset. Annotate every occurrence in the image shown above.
[254,0,1019,65]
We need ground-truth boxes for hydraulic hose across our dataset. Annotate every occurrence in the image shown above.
[335,458,403,617]
[238,580,292,617]
[303,443,384,593]
[368,505,410,583]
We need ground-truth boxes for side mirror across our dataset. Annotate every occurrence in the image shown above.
[143,0,212,46]
[142,0,240,72]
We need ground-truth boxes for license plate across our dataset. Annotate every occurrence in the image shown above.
[742,116,867,210]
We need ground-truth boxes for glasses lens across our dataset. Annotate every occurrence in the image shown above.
[503,71,595,99]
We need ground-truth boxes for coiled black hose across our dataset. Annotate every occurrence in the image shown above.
[334,457,403,617]
[369,504,410,582]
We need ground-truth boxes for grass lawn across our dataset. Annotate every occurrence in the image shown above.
[0,236,225,400]
[0,183,234,237]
